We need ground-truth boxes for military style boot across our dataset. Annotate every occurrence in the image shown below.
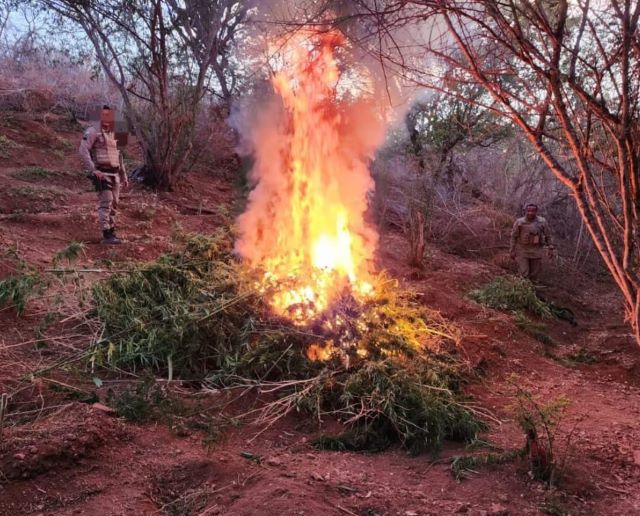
[102,228,122,244]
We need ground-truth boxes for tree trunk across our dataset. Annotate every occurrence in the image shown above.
[409,208,426,268]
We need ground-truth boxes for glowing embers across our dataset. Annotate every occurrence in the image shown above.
[261,266,374,324]
[293,281,451,365]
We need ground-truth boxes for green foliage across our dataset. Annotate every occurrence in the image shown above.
[564,348,598,365]
[11,166,56,182]
[468,276,553,318]
[314,358,486,454]
[7,186,65,202]
[54,139,75,152]
[406,88,512,155]
[451,383,573,483]
[0,113,16,128]
[91,231,254,375]
[186,419,225,450]
[0,273,42,315]
[107,376,185,423]
[0,134,20,157]
[0,253,45,315]
[511,382,571,484]
[547,303,577,326]
[513,311,555,345]
[91,231,486,453]
[450,448,525,480]
[53,241,86,265]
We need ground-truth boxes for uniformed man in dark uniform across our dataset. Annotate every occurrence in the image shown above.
[509,203,554,281]
[78,105,128,244]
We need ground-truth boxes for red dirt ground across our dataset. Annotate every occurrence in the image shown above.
[1,112,639,515]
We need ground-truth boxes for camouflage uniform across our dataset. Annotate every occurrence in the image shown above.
[78,126,126,233]
[509,215,553,281]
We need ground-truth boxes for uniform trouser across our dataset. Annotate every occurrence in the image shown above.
[516,255,542,281]
[97,176,120,231]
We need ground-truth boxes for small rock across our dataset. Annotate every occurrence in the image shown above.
[337,484,356,494]
[240,451,256,460]
[455,503,470,514]
[28,446,38,455]
[310,472,325,481]
[405,511,418,516]
[13,453,26,461]
[91,402,116,414]
[266,457,283,467]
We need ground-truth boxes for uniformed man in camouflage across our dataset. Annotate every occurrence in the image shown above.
[509,203,554,282]
[78,105,128,244]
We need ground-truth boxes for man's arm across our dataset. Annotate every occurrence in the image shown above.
[509,220,520,257]
[79,127,98,173]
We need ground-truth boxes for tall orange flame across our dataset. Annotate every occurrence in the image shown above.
[236,29,383,322]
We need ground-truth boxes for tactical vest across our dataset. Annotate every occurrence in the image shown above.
[515,218,548,246]
[92,131,120,169]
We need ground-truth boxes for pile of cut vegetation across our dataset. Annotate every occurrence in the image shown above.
[468,276,552,318]
[91,230,486,453]
[468,276,576,346]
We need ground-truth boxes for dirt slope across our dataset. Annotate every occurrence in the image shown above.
[1,112,639,516]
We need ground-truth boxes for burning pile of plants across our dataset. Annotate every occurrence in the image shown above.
[92,230,486,453]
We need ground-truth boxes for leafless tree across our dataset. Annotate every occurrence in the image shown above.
[36,0,247,189]
[0,2,11,44]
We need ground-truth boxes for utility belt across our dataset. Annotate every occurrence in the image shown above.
[97,165,120,174]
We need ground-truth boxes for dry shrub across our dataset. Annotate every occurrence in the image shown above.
[188,103,238,176]
[0,49,119,119]
[0,87,54,113]
[429,201,513,259]
[373,131,606,280]
[371,153,415,232]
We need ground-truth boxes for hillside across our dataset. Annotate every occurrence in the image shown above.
[1,111,639,516]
